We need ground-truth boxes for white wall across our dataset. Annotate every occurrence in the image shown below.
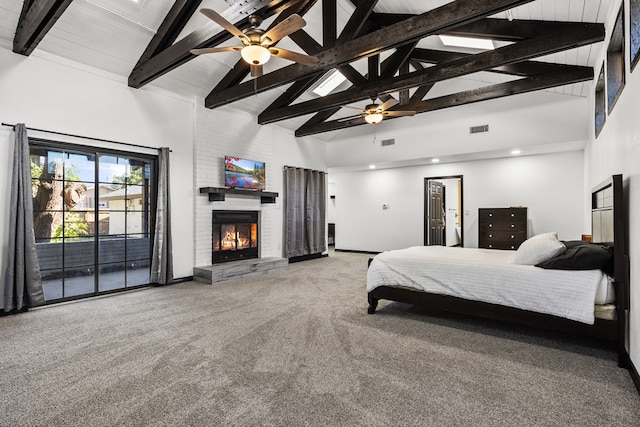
[326,90,589,168]
[584,0,640,376]
[193,103,327,267]
[0,46,195,287]
[330,150,584,252]
[438,177,461,246]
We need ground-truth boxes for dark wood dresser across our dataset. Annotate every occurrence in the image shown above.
[478,207,527,250]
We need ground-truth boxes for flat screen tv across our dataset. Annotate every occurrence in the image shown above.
[224,156,266,190]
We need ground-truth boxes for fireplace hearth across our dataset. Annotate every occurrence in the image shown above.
[212,210,259,263]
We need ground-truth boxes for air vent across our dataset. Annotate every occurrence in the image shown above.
[381,138,395,146]
[470,124,489,134]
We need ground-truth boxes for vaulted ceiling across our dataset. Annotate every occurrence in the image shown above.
[1,0,613,139]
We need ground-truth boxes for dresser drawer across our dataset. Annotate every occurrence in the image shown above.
[479,240,524,250]
[479,208,527,222]
[479,230,526,242]
[478,220,526,232]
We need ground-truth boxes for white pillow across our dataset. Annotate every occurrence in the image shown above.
[512,232,566,265]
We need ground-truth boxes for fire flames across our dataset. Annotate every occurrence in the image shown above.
[214,224,257,251]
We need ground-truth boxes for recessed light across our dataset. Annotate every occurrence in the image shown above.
[369,164,376,169]
[511,150,521,155]
[432,158,440,163]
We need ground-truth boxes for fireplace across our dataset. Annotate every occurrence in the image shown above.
[212,210,259,263]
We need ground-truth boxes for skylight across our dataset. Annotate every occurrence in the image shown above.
[311,69,347,97]
[439,35,495,50]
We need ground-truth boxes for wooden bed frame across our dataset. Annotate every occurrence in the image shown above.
[367,175,630,367]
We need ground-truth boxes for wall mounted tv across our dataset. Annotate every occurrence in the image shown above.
[224,156,266,190]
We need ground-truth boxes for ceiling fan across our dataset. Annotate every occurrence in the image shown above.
[339,97,416,124]
[190,9,319,77]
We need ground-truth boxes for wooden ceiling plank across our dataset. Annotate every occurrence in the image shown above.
[399,59,410,105]
[211,60,251,93]
[133,0,204,70]
[128,0,302,89]
[380,43,418,78]
[263,0,380,125]
[409,61,436,102]
[261,73,325,112]
[288,29,366,87]
[13,0,74,55]
[260,0,377,115]
[442,17,593,41]
[411,48,593,77]
[264,39,419,126]
[368,55,379,80]
[295,67,594,136]
[259,22,604,123]
[337,0,378,43]
[205,0,536,108]
[323,0,337,48]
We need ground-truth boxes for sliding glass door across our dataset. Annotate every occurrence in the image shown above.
[29,140,156,302]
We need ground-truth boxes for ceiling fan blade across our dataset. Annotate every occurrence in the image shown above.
[337,114,365,122]
[378,98,400,112]
[250,64,263,78]
[268,48,318,66]
[261,14,306,45]
[200,8,249,43]
[383,110,416,117]
[190,46,243,55]
[342,105,365,111]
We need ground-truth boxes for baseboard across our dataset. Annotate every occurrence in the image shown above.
[625,352,640,395]
[172,276,194,284]
[334,249,381,255]
[288,253,328,263]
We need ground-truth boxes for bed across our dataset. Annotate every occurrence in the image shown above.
[366,175,629,367]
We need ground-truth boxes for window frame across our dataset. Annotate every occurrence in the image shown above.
[29,137,158,303]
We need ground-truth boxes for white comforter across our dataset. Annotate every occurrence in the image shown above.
[367,246,609,325]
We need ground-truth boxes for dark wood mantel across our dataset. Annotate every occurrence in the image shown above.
[199,187,278,204]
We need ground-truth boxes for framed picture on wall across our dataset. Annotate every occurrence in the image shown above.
[607,4,625,113]
[632,0,640,71]
[595,64,606,137]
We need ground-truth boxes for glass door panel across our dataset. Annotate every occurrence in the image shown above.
[30,142,155,303]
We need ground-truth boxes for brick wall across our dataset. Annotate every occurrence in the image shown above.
[194,105,279,267]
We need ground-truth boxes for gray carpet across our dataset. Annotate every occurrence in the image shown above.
[1,250,638,426]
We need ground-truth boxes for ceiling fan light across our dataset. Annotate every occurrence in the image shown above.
[365,113,383,124]
[241,45,271,65]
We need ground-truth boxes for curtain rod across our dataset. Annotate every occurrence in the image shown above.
[1,122,171,152]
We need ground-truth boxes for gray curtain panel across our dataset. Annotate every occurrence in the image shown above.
[3,123,45,312]
[284,166,327,258]
[150,147,173,285]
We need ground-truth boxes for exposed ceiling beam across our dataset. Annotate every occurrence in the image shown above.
[323,0,337,48]
[258,23,605,124]
[13,0,73,55]
[133,0,204,70]
[295,67,594,137]
[286,42,418,130]
[205,0,535,109]
[408,62,435,102]
[128,0,303,89]
[410,48,594,77]
[337,0,378,44]
[259,0,378,116]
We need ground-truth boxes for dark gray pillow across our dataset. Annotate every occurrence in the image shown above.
[535,240,613,273]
